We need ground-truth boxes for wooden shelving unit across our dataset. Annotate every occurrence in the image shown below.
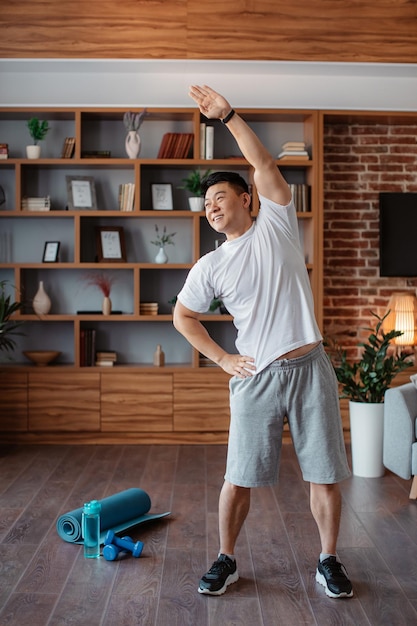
[0,106,321,442]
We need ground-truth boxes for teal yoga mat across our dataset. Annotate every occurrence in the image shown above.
[56,488,170,544]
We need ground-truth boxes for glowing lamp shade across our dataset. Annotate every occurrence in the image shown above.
[383,292,417,346]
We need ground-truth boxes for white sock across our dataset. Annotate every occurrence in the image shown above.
[219,552,235,562]
[320,553,336,562]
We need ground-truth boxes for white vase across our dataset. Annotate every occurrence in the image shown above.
[155,246,168,264]
[125,130,141,159]
[26,145,41,159]
[349,401,385,478]
[188,197,205,212]
[33,280,51,315]
[102,295,112,315]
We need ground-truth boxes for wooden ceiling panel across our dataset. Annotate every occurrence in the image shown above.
[0,0,416,62]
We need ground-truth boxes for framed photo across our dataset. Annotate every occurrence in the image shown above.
[66,176,97,210]
[43,241,60,263]
[95,227,126,262]
[151,183,173,211]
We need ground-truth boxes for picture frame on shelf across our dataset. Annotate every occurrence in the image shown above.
[42,241,60,263]
[95,226,126,262]
[66,176,97,210]
[151,183,173,211]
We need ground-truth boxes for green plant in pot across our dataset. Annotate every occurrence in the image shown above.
[327,311,414,478]
[0,280,25,356]
[26,117,50,159]
[179,169,212,212]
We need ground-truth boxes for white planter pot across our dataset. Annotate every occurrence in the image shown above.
[26,145,41,159]
[349,401,385,478]
[188,197,204,212]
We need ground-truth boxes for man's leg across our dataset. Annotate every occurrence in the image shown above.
[310,482,353,598]
[219,480,251,554]
[310,482,341,554]
[198,480,250,595]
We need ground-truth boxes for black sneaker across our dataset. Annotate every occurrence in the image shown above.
[316,556,353,598]
[198,554,239,595]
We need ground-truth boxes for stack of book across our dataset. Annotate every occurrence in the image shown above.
[157,133,193,158]
[61,137,75,158]
[118,183,135,211]
[21,196,51,211]
[289,183,311,212]
[95,350,117,367]
[277,141,309,160]
[140,302,158,316]
[80,328,96,367]
[0,143,9,159]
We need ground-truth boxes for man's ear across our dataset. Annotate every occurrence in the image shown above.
[242,192,252,211]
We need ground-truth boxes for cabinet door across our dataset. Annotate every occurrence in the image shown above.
[101,372,173,432]
[173,371,231,432]
[28,371,100,431]
[0,372,28,431]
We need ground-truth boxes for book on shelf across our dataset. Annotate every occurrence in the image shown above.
[21,196,51,211]
[157,133,193,158]
[81,150,111,158]
[289,183,311,212]
[80,328,96,367]
[278,140,309,160]
[95,350,117,367]
[205,126,214,160]
[61,137,75,159]
[118,183,135,211]
[0,143,9,159]
[199,123,206,159]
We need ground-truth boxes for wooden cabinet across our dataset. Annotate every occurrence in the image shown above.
[101,372,173,432]
[0,104,321,442]
[173,370,231,432]
[0,372,28,431]
[28,371,100,431]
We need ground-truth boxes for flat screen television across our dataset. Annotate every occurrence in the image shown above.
[379,192,417,277]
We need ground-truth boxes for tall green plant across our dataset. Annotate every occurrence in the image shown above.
[329,311,413,403]
[27,118,49,144]
[0,280,25,352]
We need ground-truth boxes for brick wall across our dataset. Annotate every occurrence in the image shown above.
[322,118,417,358]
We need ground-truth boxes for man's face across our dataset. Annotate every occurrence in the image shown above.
[204,182,250,239]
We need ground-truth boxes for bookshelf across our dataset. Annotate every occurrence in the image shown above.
[0,106,321,442]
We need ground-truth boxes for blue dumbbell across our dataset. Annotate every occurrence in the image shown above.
[104,530,144,558]
[103,536,134,561]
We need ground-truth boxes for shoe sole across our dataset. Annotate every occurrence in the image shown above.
[198,570,239,595]
[315,570,353,598]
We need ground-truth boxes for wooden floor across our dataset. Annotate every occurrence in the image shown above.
[0,443,416,626]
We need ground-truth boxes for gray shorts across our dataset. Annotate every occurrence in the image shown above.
[225,343,351,487]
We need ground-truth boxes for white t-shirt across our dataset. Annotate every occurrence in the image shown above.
[177,194,322,373]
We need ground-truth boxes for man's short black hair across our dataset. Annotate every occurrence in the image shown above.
[201,171,249,196]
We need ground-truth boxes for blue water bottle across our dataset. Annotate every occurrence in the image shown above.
[82,500,101,558]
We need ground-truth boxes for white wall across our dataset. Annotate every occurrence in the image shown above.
[1,59,416,111]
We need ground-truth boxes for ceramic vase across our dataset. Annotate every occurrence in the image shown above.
[33,280,51,315]
[102,296,112,315]
[155,246,168,264]
[125,131,141,159]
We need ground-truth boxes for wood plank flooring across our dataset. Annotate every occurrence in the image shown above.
[0,443,416,625]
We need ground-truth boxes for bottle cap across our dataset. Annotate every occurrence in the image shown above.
[83,499,101,514]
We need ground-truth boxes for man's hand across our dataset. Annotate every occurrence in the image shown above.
[189,85,232,121]
[218,353,256,379]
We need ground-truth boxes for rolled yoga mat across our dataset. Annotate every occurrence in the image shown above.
[56,487,170,544]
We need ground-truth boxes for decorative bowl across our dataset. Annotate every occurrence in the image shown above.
[23,350,61,366]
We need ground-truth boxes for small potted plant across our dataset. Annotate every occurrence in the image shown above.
[179,169,212,212]
[26,117,49,159]
[327,311,413,477]
[151,224,176,264]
